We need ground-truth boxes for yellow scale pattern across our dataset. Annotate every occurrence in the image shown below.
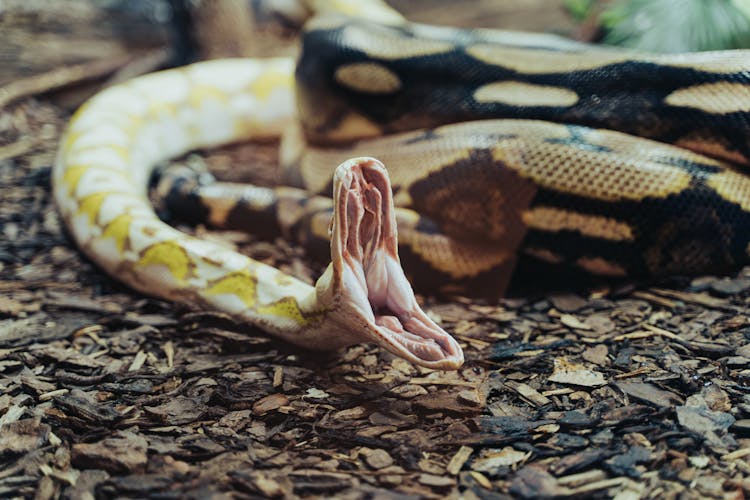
[205,271,258,308]
[258,297,316,325]
[136,241,194,282]
[101,213,134,252]
[56,57,325,338]
[78,192,119,224]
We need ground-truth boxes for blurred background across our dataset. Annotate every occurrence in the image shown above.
[4,0,750,95]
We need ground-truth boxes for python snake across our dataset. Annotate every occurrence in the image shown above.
[54,0,750,370]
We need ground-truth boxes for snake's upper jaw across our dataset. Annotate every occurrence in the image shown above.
[319,157,464,371]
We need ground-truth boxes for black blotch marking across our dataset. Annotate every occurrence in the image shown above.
[520,177,750,277]
[151,166,211,225]
[222,196,282,242]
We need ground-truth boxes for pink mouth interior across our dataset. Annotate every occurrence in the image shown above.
[334,159,464,368]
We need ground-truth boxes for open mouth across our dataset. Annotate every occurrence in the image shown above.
[331,158,464,370]
[374,305,463,364]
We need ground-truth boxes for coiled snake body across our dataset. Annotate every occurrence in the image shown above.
[54,0,750,370]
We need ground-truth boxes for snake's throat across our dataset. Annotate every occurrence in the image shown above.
[328,158,464,370]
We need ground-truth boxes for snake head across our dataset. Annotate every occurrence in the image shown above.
[315,157,464,370]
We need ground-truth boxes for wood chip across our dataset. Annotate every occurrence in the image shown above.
[469,471,493,489]
[252,394,289,416]
[272,366,283,388]
[362,448,394,470]
[333,406,369,421]
[505,381,552,407]
[457,389,483,407]
[548,358,607,387]
[446,445,473,475]
[549,294,587,312]
[650,288,738,311]
[0,419,50,455]
[582,344,609,365]
[389,384,428,398]
[71,431,147,474]
[413,391,482,414]
[509,466,561,498]
[417,473,454,488]
[614,382,684,408]
[473,447,530,471]
[144,396,207,425]
[163,341,174,369]
[128,350,147,371]
[560,314,593,331]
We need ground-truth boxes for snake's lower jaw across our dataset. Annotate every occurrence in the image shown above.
[321,157,464,370]
[339,259,465,370]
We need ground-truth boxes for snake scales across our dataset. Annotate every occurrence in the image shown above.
[54,0,750,370]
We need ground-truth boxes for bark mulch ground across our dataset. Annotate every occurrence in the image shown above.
[2,1,750,498]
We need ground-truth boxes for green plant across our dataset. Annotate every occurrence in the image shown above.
[567,0,750,52]
[564,0,597,21]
